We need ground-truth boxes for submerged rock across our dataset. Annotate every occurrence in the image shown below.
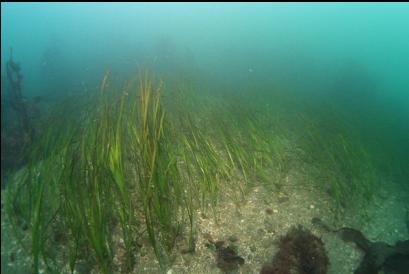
[228,235,239,242]
[204,234,245,273]
[216,245,245,273]
[312,217,409,274]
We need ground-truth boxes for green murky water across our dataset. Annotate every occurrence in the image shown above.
[1,3,408,274]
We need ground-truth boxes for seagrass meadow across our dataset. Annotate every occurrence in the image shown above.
[1,3,409,274]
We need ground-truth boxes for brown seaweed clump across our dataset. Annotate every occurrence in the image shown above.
[261,225,329,274]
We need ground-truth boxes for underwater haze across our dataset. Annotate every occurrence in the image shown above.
[2,3,409,101]
[1,3,409,274]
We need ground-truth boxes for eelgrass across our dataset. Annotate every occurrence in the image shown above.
[297,111,378,218]
[5,69,384,273]
[129,73,180,265]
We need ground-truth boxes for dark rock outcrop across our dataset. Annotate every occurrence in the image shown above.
[312,217,409,274]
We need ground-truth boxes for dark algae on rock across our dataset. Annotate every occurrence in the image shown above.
[260,225,329,274]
